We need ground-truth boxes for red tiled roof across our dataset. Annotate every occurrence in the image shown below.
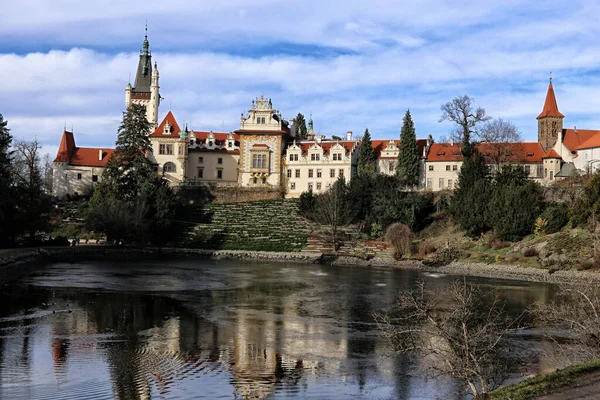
[372,139,429,159]
[542,149,561,159]
[426,142,549,163]
[537,81,564,119]
[571,129,600,150]
[54,130,76,162]
[426,143,463,162]
[192,131,239,142]
[294,140,356,156]
[477,142,547,163]
[70,148,115,167]
[54,130,115,167]
[151,111,181,138]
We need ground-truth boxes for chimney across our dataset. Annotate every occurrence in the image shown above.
[315,135,322,144]
[98,149,103,161]
[346,130,353,141]
[450,138,454,147]
[574,125,577,133]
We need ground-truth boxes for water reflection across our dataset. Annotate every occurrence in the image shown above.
[0,260,557,399]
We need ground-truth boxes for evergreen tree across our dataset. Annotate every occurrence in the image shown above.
[396,110,420,187]
[357,128,377,176]
[0,114,15,245]
[88,104,178,244]
[295,113,307,139]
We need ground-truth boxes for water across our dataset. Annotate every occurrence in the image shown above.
[0,260,557,399]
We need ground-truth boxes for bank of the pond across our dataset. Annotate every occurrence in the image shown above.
[3,246,600,285]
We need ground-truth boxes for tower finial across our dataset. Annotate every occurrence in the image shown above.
[141,22,149,55]
[550,71,552,83]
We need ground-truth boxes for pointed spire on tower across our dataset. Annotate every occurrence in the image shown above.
[142,22,149,56]
[537,75,564,119]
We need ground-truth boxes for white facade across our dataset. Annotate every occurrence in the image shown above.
[284,139,359,197]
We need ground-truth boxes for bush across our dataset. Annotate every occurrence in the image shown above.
[491,240,511,250]
[385,223,413,260]
[523,248,539,257]
[541,203,569,234]
[418,240,437,257]
[423,246,463,267]
[298,190,317,217]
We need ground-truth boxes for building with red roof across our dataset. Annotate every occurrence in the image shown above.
[53,130,115,197]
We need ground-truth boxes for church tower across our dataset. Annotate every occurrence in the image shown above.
[125,25,160,127]
[537,77,564,150]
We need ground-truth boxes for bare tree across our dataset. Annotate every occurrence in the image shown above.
[308,178,352,251]
[478,118,523,167]
[532,280,600,363]
[41,153,53,194]
[374,280,529,397]
[439,95,490,144]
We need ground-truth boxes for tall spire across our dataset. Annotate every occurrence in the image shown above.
[141,23,150,56]
[537,76,564,119]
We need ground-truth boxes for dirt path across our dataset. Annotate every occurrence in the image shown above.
[538,371,600,399]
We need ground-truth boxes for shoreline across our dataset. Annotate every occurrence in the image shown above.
[2,246,600,285]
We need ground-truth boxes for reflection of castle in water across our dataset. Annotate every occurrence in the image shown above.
[0,271,558,400]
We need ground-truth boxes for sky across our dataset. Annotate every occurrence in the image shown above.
[2,0,600,159]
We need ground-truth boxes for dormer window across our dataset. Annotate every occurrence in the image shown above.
[311,154,320,161]
[190,140,195,146]
[228,141,233,148]
[209,141,213,146]
[163,122,171,135]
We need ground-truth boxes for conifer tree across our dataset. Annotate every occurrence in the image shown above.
[101,103,154,201]
[357,128,376,176]
[396,110,420,187]
[295,113,307,139]
[0,114,15,245]
[88,104,179,244]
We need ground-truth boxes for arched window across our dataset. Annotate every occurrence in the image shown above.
[163,162,176,173]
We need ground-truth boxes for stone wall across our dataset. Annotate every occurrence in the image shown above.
[211,187,283,203]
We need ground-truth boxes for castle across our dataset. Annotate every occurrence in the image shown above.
[53,32,600,199]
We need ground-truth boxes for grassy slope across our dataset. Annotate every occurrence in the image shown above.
[484,359,600,399]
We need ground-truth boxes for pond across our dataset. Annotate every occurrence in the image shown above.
[0,260,558,399]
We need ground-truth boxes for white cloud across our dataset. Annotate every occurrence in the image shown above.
[2,0,600,150]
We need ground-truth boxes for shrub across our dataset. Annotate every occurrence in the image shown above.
[385,223,413,260]
[491,241,511,250]
[370,222,383,239]
[418,240,437,257]
[423,246,462,267]
[299,190,317,217]
[523,248,539,257]
[541,203,569,234]
[534,217,548,236]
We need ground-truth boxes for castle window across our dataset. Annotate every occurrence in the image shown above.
[439,178,444,189]
[311,154,320,161]
[537,165,543,177]
[446,165,451,171]
[453,165,458,171]
[428,165,434,171]
[198,157,203,164]
[290,182,296,190]
[427,178,432,189]
[295,169,300,178]
[550,171,554,180]
[77,173,82,180]
[163,162,176,173]
[92,175,98,182]
[339,169,344,178]
[228,141,233,148]
[159,144,173,155]
[198,168,203,178]
[308,183,313,191]
[308,169,314,178]
[287,169,292,178]
[525,165,531,175]
[317,169,322,178]
[218,158,223,165]
[330,169,335,178]
[217,169,223,179]
[389,163,395,172]
[252,153,267,169]
[448,179,453,188]
[209,141,213,146]
[190,140,195,146]
[316,182,322,190]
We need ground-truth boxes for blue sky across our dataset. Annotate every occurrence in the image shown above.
[2,0,600,159]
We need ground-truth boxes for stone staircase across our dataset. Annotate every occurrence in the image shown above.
[178,199,318,252]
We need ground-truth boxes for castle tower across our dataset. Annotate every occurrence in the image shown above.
[537,77,564,150]
[125,25,160,127]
